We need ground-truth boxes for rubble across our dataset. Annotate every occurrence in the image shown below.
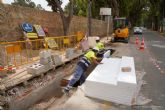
[28,97,56,110]
[133,94,152,105]
[5,61,76,101]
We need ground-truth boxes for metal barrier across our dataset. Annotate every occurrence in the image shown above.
[0,35,77,67]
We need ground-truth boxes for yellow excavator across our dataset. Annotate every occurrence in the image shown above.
[112,17,129,43]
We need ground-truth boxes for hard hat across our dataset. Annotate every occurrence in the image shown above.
[92,47,99,52]
[96,37,100,40]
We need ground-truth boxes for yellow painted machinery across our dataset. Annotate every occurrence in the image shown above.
[112,17,129,43]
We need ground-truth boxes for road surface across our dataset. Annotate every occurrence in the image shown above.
[135,30,165,110]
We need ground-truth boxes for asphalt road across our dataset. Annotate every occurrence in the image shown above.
[132,30,165,110]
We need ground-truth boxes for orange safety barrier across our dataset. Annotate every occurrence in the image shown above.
[77,31,85,42]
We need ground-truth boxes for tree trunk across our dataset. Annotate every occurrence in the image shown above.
[55,0,73,36]
[60,15,68,36]
[112,0,119,16]
[154,16,158,31]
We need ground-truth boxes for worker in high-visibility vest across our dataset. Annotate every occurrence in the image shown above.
[96,37,105,50]
[63,47,102,95]
[95,37,107,58]
[95,37,115,58]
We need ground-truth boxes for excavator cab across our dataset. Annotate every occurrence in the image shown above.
[112,17,129,43]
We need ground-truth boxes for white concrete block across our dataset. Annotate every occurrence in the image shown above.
[39,50,51,58]
[27,63,45,75]
[84,57,137,105]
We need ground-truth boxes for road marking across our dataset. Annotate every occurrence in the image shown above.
[147,48,165,76]
[152,44,165,48]
[152,41,161,43]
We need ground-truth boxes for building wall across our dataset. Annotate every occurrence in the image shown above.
[0,4,110,42]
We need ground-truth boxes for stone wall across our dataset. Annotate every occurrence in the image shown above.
[0,4,109,42]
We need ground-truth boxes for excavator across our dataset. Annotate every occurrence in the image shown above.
[112,17,129,43]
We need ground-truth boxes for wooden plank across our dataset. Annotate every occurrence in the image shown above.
[5,74,32,88]
[3,71,29,84]
[2,68,27,82]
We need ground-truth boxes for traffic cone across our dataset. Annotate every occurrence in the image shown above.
[135,36,139,45]
[139,38,145,50]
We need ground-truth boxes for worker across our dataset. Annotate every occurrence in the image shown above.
[63,47,102,95]
[95,37,106,58]
[95,37,115,58]
[96,37,105,50]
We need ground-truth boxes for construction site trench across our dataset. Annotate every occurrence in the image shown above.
[0,34,153,110]
[0,37,115,110]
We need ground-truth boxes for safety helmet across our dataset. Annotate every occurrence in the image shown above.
[92,47,99,53]
[96,37,100,40]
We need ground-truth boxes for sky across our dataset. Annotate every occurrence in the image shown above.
[2,0,69,11]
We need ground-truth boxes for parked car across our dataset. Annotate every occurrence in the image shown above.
[134,27,142,34]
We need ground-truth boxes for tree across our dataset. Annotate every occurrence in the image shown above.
[146,0,165,31]
[46,0,73,35]
[67,0,147,26]
[64,0,87,16]
[12,0,44,10]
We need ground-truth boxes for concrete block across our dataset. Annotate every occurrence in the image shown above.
[40,57,52,65]
[44,61,54,71]
[27,63,45,75]
[65,48,75,59]
[84,57,137,105]
[51,54,63,66]
[39,50,51,58]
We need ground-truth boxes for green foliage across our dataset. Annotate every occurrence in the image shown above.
[11,0,44,10]
[46,0,62,12]
[64,0,149,26]
[64,0,87,16]
[50,0,165,28]
[145,0,165,29]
